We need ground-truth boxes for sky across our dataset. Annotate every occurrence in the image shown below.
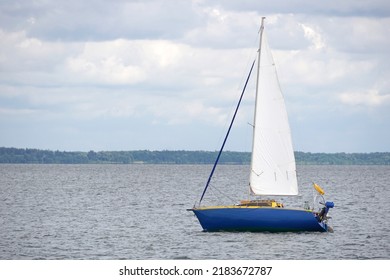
[0,0,389,153]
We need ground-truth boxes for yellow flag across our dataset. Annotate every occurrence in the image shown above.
[313,183,325,195]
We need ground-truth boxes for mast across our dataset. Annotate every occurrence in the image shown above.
[249,17,265,193]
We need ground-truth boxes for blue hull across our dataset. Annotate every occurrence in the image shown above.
[191,207,328,232]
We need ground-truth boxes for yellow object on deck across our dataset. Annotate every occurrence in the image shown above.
[313,183,325,195]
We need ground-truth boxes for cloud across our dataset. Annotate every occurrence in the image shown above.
[183,6,260,48]
[0,0,201,41]
[203,0,390,17]
[339,90,390,107]
[300,23,325,50]
[0,24,255,124]
[0,0,389,152]
[65,40,147,86]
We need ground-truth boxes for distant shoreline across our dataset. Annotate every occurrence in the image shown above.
[1,147,389,165]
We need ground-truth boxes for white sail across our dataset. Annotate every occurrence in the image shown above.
[249,30,298,196]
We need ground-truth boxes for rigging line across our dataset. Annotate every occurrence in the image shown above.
[208,183,238,204]
[198,59,256,206]
[215,53,257,152]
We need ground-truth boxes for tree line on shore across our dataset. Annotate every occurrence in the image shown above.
[0,147,389,165]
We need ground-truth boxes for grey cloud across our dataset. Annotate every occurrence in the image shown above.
[0,0,202,41]
[206,0,390,18]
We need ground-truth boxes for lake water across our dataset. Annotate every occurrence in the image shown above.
[0,164,389,260]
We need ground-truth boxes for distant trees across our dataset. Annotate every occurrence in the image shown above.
[294,151,390,165]
[0,147,389,165]
[0,148,249,164]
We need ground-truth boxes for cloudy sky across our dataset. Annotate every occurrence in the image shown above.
[1,0,389,153]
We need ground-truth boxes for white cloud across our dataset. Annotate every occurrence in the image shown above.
[183,6,259,48]
[313,16,390,54]
[65,41,147,85]
[339,90,390,107]
[300,23,325,50]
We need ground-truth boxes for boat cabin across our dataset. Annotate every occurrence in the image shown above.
[238,199,284,208]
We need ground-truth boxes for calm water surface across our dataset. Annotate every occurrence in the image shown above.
[0,164,389,259]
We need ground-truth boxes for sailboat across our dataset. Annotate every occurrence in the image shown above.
[188,18,334,232]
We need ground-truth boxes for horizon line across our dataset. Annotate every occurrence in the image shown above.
[1,147,389,154]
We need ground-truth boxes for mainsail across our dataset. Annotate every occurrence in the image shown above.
[249,27,298,196]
